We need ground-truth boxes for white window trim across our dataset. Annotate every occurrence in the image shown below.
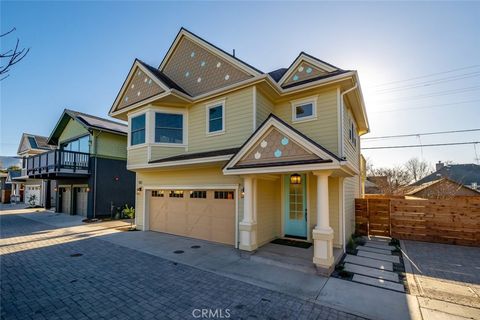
[205,99,226,136]
[291,95,318,123]
[128,112,147,148]
[348,116,357,148]
[152,108,188,146]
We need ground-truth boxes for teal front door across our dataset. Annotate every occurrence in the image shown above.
[284,174,307,238]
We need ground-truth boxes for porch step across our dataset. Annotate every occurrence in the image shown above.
[352,274,405,292]
[363,243,395,251]
[363,236,391,243]
[357,251,400,264]
[250,250,317,274]
[358,246,392,255]
[344,254,393,271]
[344,263,399,282]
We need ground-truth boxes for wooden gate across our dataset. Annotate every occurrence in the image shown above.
[355,198,391,236]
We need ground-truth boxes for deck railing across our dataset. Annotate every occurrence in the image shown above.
[24,150,90,176]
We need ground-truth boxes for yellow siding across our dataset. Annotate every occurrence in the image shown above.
[273,89,339,155]
[150,145,185,161]
[343,103,360,170]
[256,178,281,245]
[188,87,253,153]
[344,175,360,244]
[256,89,274,128]
[134,166,242,229]
[128,146,148,166]
[95,133,127,159]
[58,119,89,144]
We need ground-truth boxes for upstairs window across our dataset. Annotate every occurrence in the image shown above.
[61,135,89,153]
[131,114,146,146]
[155,113,183,144]
[207,103,224,134]
[291,97,317,122]
[28,137,38,149]
[349,118,357,147]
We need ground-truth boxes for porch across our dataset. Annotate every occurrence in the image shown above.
[22,149,90,179]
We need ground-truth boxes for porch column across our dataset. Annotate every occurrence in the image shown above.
[312,170,334,275]
[239,176,257,251]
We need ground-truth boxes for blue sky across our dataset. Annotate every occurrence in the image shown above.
[1,1,479,168]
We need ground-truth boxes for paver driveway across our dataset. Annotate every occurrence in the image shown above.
[0,213,364,320]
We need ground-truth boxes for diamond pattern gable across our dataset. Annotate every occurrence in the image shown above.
[283,61,329,87]
[117,67,164,111]
[235,127,321,167]
[161,37,252,96]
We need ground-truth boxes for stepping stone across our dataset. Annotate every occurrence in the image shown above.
[353,274,405,292]
[364,243,395,250]
[358,246,392,255]
[344,263,399,282]
[344,254,393,271]
[365,240,392,247]
[357,251,400,264]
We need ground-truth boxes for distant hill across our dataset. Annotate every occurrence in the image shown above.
[0,156,22,170]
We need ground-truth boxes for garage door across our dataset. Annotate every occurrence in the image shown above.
[60,187,71,214]
[75,187,88,216]
[149,189,235,245]
[25,185,41,207]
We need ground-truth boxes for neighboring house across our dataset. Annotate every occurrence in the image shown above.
[15,133,57,207]
[364,176,387,194]
[109,28,369,275]
[0,172,8,203]
[412,162,480,191]
[22,109,135,218]
[5,170,22,203]
[405,177,480,199]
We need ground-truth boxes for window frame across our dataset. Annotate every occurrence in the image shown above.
[60,134,90,153]
[205,99,226,136]
[154,112,184,145]
[348,117,357,148]
[291,96,318,123]
[130,113,146,147]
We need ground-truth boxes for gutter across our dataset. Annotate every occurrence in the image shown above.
[339,81,358,159]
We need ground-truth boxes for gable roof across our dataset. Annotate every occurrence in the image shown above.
[412,163,480,187]
[17,133,56,155]
[406,177,480,195]
[48,109,127,145]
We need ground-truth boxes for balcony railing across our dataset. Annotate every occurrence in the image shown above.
[24,150,90,177]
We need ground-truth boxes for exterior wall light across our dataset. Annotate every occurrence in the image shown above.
[86,187,91,192]
[290,173,301,185]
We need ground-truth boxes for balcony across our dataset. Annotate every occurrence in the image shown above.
[24,150,90,179]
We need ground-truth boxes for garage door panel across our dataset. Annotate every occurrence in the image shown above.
[149,189,235,245]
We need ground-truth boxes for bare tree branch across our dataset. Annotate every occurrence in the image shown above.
[0,27,29,80]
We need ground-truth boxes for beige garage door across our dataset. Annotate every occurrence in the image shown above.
[149,190,235,245]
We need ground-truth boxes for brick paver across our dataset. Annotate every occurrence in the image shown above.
[1,214,365,320]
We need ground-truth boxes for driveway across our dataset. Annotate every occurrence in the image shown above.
[401,240,480,320]
[0,210,363,320]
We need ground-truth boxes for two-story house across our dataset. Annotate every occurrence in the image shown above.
[14,133,57,207]
[109,28,369,275]
[22,109,135,218]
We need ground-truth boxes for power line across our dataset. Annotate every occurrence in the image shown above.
[370,99,480,114]
[362,141,479,150]
[372,65,480,88]
[375,85,480,104]
[363,128,480,140]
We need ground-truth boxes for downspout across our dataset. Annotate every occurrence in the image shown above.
[339,81,358,253]
[92,130,103,219]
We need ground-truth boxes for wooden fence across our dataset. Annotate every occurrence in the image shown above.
[355,197,480,246]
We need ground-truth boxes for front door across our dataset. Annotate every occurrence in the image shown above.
[284,174,307,238]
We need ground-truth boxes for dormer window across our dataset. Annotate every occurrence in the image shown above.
[206,100,225,135]
[131,114,146,146]
[291,96,317,123]
[155,113,183,144]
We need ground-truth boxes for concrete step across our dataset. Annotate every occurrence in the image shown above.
[353,274,405,292]
[344,263,399,282]
[344,254,393,271]
[250,250,317,274]
[364,243,395,250]
[357,251,400,264]
[365,236,391,242]
[358,246,393,255]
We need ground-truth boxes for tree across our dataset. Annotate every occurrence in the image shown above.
[1,28,30,81]
[404,158,432,183]
[368,166,411,195]
[7,165,21,171]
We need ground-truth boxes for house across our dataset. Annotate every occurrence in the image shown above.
[5,169,22,203]
[364,176,388,194]
[405,177,480,199]
[0,172,9,203]
[21,109,135,218]
[13,133,57,207]
[108,28,369,275]
[412,162,480,191]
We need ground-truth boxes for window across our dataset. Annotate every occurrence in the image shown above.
[28,137,38,149]
[152,190,164,197]
[349,118,357,147]
[207,103,224,134]
[131,114,146,146]
[214,191,234,200]
[155,113,183,144]
[169,190,184,198]
[292,97,317,122]
[190,191,207,199]
[61,135,89,153]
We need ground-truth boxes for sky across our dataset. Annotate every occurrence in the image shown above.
[1,1,479,169]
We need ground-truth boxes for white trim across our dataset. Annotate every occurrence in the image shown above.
[252,86,257,132]
[127,154,233,171]
[339,177,345,253]
[128,112,147,148]
[278,53,338,86]
[205,99,226,136]
[142,184,240,247]
[291,95,318,123]
[224,163,342,175]
[151,108,188,146]
[306,173,311,242]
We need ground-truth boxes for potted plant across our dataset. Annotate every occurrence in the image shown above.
[27,194,37,208]
[122,205,135,231]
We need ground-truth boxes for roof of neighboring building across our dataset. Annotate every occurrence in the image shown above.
[149,148,239,164]
[48,109,128,145]
[412,163,480,186]
[18,133,56,154]
[405,177,480,195]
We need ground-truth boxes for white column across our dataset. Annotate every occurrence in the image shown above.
[239,176,257,251]
[312,171,334,275]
